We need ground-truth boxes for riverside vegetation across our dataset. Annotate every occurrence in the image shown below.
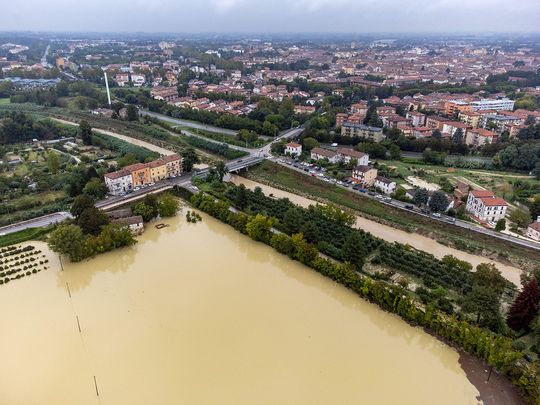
[188,182,540,403]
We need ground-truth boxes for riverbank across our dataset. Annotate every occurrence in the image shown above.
[229,175,524,287]
[190,190,538,403]
[240,160,539,275]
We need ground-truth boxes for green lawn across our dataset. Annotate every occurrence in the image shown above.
[378,159,540,201]
[0,98,10,105]
[0,226,52,248]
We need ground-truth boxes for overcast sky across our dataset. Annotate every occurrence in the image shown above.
[2,0,539,33]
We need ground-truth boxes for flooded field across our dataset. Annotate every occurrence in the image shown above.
[231,175,523,286]
[0,211,484,404]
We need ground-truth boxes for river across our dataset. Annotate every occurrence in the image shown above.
[0,210,491,404]
[230,175,524,287]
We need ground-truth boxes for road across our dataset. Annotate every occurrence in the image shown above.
[141,110,304,155]
[0,212,72,236]
[142,111,238,136]
[269,156,540,252]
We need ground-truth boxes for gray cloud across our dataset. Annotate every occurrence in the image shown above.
[1,0,539,33]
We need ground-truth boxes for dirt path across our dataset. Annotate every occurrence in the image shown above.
[52,118,176,156]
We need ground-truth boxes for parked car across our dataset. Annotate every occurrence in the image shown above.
[432,212,441,218]
[405,204,414,210]
[420,208,430,214]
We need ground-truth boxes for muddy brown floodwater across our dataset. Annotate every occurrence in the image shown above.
[230,175,524,286]
[1,211,490,404]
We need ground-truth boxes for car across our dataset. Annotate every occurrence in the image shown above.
[432,212,441,218]
[358,189,366,193]
[376,194,383,199]
[134,187,140,191]
[331,143,338,147]
[420,208,430,214]
[384,197,392,202]
[368,191,376,196]
[405,204,414,210]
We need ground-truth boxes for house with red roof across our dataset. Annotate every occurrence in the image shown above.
[466,190,507,225]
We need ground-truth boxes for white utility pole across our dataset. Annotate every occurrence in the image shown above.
[103,69,112,108]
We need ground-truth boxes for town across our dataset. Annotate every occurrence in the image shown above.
[0,27,540,405]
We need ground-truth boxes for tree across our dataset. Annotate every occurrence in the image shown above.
[462,285,504,331]
[126,104,138,121]
[234,184,248,210]
[429,190,449,212]
[70,194,95,218]
[182,147,199,172]
[530,196,540,222]
[245,214,275,243]
[507,277,540,332]
[532,162,540,180]
[158,194,179,217]
[432,129,442,140]
[413,188,429,206]
[452,128,464,144]
[83,178,107,200]
[389,144,401,160]
[77,207,110,235]
[133,202,156,222]
[473,263,507,296]
[302,137,319,151]
[79,120,93,145]
[47,151,59,174]
[510,209,531,228]
[342,232,366,270]
[214,160,227,182]
[47,224,88,262]
[300,221,319,244]
[291,233,318,265]
[495,218,506,232]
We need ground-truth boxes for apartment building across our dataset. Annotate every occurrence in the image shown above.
[458,111,482,128]
[471,98,515,111]
[466,190,508,224]
[285,142,302,157]
[151,86,179,101]
[527,220,540,242]
[352,165,378,186]
[465,128,498,147]
[124,163,151,187]
[337,148,369,165]
[374,176,397,195]
[162,154,183,177]
[104,169,133,196]
[406,111,426,127]
[310,147,339,163]
[149,160,167,182]
[341,122,384,142]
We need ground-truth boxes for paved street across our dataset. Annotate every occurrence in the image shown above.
[141,110,238,136]
[269,156,540,252]
[0,212,73,236]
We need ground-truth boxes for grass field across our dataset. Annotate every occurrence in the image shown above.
[0,226,52,248]
[0,98,10,105]
[247,160,540,267]
[378,159,540,201]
